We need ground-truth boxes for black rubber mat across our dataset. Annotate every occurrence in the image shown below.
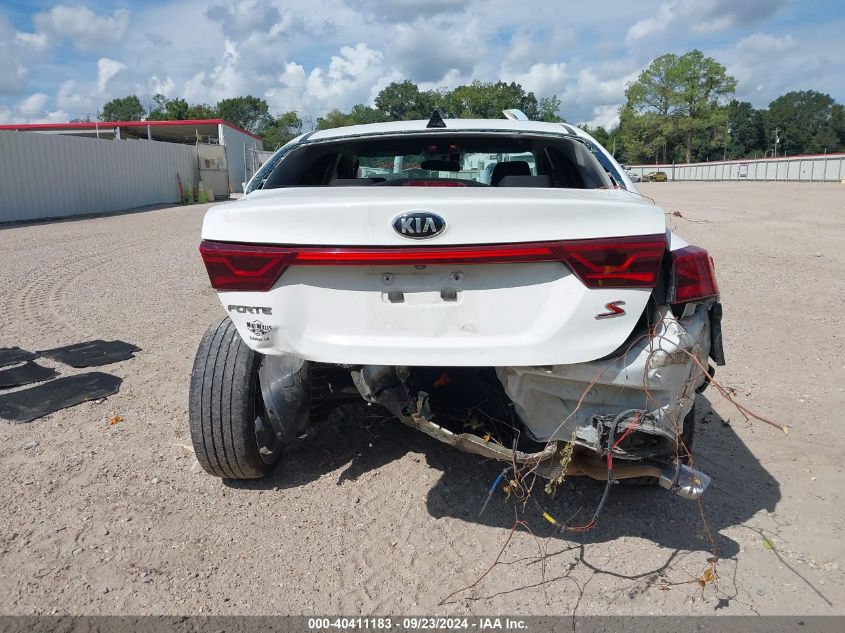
[0,372,122,423]
[39,340,140,368]
[0,362,59,389]
[0,347,37,368]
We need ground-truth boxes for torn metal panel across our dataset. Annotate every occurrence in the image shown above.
[496,305,711,451]
[401,413,559,465]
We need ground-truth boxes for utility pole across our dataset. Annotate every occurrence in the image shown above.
[773,127,780,158]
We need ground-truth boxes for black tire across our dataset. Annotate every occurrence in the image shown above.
[189,317,280,479]
[621,404,696,487]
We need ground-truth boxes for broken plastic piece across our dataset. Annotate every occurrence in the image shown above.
[0,347,37,368]
[39,340,140,368]
[0,372,122,423]
[0,362,59,389]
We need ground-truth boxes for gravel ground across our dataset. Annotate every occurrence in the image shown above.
[0,182,843,616]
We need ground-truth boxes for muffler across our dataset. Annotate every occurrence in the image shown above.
[658,462,711,500]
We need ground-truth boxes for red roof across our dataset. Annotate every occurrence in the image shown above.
[0,118,262,141]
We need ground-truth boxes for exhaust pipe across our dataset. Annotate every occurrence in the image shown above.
[570,456,712,501]
[659,462,711,500]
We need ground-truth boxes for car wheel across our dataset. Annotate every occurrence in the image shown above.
[189,317,287,479]
[620,404,696,487]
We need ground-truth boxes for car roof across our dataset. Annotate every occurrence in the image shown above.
[307,119,586,141]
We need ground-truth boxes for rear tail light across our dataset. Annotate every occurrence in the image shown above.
[560,237,666,287]
[670,246,719,303]
[199,241,293,292]
[200,235,666,292]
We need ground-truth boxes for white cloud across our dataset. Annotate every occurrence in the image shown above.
[627,0,787,44]
[15,31,49,51]
[582,104,622,129]
[0,16,38,94]
[206,0,282,36]
[33,5,130,50]
[97,58,127,94]
[148,76,176,97]
[0,91,67,123]
[306,43,385,101]
[17,92,49,116]
[364,0,465,22]
[184,39,254,104]
[564,68,636,106]
[735,32,795,57]
[626,2,675,44]
[501,62,569,98]
[388,18,487,83]
[0,60,27,94]
[56,79,96,116]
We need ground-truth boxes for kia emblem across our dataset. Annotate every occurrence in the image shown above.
[392,211,446,239]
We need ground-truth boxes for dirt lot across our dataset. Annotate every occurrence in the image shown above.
[1,182,843,616]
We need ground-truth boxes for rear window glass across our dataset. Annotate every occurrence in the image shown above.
[260,134,612,190]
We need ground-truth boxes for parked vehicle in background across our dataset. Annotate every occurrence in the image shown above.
[190,113,723,506]
[624,167,642,182]
[646,171,668,182]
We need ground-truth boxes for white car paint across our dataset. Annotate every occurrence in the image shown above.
[204,186,663,246]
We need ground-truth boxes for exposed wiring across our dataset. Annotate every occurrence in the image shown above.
[478,468,510,517]
[531,409,637,533]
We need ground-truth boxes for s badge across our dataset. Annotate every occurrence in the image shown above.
[595,301,626,319]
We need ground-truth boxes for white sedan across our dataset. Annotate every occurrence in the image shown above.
[189,113,724,510]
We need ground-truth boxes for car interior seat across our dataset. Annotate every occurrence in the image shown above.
[490,161,531,186]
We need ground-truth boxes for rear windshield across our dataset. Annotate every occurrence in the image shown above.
[258,134,613,190]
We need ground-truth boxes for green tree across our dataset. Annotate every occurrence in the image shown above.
[673,50,736,162]
[621,50,735,163]
[375,81,438,120]
[765,90,843,155]
[621,54,682,162]
[101,95,145,122]
[439,80,541,119]
[538,95,563,122]
[726,100,765,157]
[215,95,271,133]
[146,94,190,120]
[259,112,302,150]
[316,109,357,130]
[619,106,670,164]
[347,104,390,125]
[185,103,217,119]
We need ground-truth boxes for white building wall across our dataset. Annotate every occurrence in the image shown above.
[626,154,845,183]
[0,131,198,223]
[219,124,262,193]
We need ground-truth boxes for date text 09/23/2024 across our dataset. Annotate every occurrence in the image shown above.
[307,618,528,630]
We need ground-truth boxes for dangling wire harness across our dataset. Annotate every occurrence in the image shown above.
[531,409,642,533]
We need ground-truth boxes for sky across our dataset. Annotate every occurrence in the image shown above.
[1,0,843,128]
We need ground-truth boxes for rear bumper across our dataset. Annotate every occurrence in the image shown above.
[497,304,712,448]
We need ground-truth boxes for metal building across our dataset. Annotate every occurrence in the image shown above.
[0,119,263,194]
